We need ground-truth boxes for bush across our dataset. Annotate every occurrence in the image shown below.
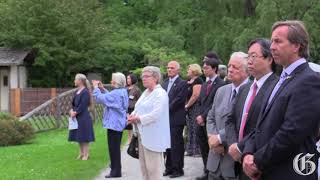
[0,113,35,146]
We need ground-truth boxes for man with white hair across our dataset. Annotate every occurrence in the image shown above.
[206,52,249,180]
[162,60,188,178]
[226,38,278,180]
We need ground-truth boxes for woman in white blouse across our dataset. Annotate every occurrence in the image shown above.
[128,66,171,180]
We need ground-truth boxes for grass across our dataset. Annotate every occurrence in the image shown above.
[0,123,128,180]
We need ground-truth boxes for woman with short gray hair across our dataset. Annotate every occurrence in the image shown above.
[92,72,129,178]
[128,66,170,180]
[141,66,162,83]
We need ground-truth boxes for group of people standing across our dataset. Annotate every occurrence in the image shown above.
[68,72,142,178]
[68,20,320,180]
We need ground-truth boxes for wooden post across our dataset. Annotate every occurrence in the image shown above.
[10,88,21,116]
[51,88,61,128]
[51,88,57,115]
[51,88,57,99]
[55,95,61,128]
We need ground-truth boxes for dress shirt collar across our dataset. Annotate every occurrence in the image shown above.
[253,71,273,90]
[283,58,307,76]
[231,78,250,93]
[169,75,179,83]
[207,74,217,84]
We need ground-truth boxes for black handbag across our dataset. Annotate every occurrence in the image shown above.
[127,135,139,159]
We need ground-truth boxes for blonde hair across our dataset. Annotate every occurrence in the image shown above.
[75,73,94,110]
[112,72,126,88]
[188,64,202,76]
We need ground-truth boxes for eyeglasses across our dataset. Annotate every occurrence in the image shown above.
[202,66,212,70]
[141,75,153,79]
[248,54,264,61]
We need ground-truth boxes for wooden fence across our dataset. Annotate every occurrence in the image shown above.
[19,86,111,132]
[10,88,72,116]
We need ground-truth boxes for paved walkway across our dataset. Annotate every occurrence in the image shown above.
[95,144,203,180]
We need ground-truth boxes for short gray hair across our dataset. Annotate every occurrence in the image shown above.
[142,66,162,83]
[112,72,126,88]
[230,51,248,71]
[169,61,181,69]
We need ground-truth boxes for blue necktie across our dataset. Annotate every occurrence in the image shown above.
[167,80,174,92]
[267,71,288,106]
[230,89,237,104]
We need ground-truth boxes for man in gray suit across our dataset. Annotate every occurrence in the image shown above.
[206,52,249,180]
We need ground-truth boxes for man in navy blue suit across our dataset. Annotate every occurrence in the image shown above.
[241,20,320,180]
[162,60,188,178]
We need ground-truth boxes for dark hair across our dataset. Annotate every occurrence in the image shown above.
[248,38,277,72]
[272,20,309,58]
[127,73,138,85]
[203,58,220,73]
[204,51,220,60]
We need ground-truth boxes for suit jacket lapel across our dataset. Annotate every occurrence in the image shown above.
[221,85,232,117]
[168,77,180,96]
[201,81,208,103]
[247,73,276,123]
[237,83,251,121]
[260,63,308,124]
[205,78,219,101]
[163,80,169,91]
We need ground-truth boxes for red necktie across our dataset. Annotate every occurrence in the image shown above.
[239,83,258,141]
[206,80,212,96]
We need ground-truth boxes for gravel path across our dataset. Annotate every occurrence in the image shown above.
[94,144,203,180]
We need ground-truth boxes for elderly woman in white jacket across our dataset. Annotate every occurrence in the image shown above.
[128,66,171,180]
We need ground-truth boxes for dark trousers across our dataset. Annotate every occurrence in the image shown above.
[107,129,123,177]
[196,125,209,174]
[165,125,185,173]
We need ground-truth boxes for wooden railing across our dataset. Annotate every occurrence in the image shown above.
[10,88,72,116]
[19,86,110,132]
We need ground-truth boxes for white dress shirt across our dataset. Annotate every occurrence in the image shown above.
[240,72,273,126]
[236,72,273,153]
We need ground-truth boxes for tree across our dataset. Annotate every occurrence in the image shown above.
[0,0,106,87]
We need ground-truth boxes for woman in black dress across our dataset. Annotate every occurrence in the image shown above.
[185,64,203,156]
[69,74,95,160]
[125,73,141,143]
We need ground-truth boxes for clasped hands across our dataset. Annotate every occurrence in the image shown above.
[127,114,140,124]
[228,143,261,179]
[196,115,205,126]
[228,143,241,162]
[242,154,261,179]
[69,109,76,118]
[208,134,225,155]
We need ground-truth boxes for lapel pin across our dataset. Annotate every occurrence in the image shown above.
[285,76,292,80]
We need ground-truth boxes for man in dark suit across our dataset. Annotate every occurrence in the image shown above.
[225,38,279,180]
[241,20,320,180]
[162,60,188,178]
[196,54,225,180]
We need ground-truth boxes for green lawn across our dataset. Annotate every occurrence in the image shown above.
[0,123,128,180]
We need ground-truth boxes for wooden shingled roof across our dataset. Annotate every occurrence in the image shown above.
[0,47,35,66]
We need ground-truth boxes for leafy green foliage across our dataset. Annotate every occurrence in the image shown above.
[0,113,34,146]
[0,0,319,86]
[0,0,106,87]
